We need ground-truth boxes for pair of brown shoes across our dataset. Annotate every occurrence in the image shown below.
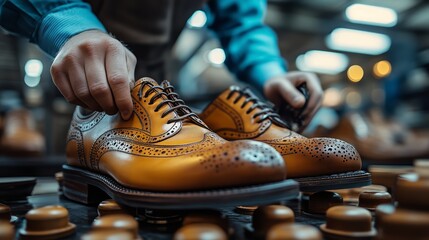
[0,109,45,156]
[63,78,369,209]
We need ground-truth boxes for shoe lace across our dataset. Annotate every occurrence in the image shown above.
[137,81,199,124]
[226,87,291,128]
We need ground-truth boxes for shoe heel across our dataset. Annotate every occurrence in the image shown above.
[63,177,108,205]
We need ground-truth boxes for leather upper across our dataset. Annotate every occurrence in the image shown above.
[66,78,286,192]
[200,86,362,178]
[0,108,45,155]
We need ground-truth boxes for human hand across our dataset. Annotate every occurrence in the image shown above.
[50,30,137,120]
[263,71,323,132]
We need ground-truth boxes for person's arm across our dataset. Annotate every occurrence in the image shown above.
[0,0,136,120]
[0,0,105,56]
[207,0,323,131]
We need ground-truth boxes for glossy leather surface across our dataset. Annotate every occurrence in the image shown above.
[316,112,429,163]
[200,86,362,178]
[267,223,323,240]
[66,78,285,192]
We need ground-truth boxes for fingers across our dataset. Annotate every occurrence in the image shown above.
[50,30,136,118]
[84,50,116,114]
[105,43,133,119]
[271,77,306,109]
[264,71,324,132]
[50,64,88,108]
[126,48,137,88]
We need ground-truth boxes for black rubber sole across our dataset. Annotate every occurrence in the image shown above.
[294,170,372,192]
[62,165,299,209]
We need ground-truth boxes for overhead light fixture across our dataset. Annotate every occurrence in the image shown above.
[207,48,226,65]
[187,10,207,28]
[347,65,364,83]
[25,59,43,77]
[326,28,391,55]
[296,50,349,75]
[346,4,397,27]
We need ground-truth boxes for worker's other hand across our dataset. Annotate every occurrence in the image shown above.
[264,71,323,131]
[51,30,137,120]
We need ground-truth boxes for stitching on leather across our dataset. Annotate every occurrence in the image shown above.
[67,126,86,167]
[212,99,243,131]
[91,132,226,170]
[215,120,271,140]
[73,111,106,132]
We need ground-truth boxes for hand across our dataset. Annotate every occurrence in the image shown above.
[50,30,137,120]
[263,71,323,131]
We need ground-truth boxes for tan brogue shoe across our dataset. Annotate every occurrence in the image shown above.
[199,86,371,192]
[63,78,298,209]
[0,108,45,156]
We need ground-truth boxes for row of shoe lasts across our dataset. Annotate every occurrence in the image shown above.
[0,108,45,156]
[302,160,429,240]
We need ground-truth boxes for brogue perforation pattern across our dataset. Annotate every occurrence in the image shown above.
[197,142,283,173]
[91,132,226,170]
[73,112,106,132]
[133,100,151,132]
[269,138,360,163]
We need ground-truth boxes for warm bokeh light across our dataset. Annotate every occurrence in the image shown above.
[346,91,362,108]
[373,60,392,78]
[347,65,364,82]
[323,88,343,107]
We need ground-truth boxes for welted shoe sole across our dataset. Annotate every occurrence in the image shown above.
[294,170,371,192]
[62,165,300,209]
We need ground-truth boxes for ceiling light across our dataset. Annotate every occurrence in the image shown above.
[25,59,43,77]
[187,10,207,28]
[207,48,226,65]
[326,28,391,55]
[346,4,397,27]
[296,50,349,75]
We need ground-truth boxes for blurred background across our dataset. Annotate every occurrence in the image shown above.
[1,0,429,175]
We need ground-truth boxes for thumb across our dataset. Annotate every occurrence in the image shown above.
[277,79,306,108]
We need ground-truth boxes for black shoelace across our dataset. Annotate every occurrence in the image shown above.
[227,87,290,128]
[137,82,198,124]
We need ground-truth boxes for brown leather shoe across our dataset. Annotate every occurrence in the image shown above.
[63,78,298,209]
[314,111,429,165]
[199,86,371,192]
[0,108,45,156]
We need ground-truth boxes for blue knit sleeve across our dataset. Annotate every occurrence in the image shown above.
[206,0,287,89]
[0,0,106,56]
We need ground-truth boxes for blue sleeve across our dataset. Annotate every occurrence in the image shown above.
[206,0,287,89]
[0,0,106,56]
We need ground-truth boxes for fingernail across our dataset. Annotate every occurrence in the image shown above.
[293,95,305,104]
[121,110,131,120]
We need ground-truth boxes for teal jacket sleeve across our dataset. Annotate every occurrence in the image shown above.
[0,0,106,56]
[206,0,287,89]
